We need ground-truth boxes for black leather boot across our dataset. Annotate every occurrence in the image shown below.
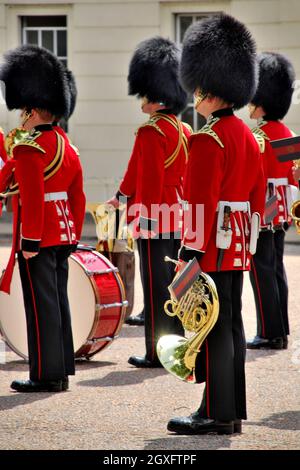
[11,379,63,393]
[247,335,285,350]
[167,414,234,435]
[128,355,162,368]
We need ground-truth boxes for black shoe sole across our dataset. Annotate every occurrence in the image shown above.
[246,343,284,350]
[167,424,234,435]
[11,386,63,393]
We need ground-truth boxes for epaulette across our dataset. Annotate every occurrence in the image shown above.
[11,130,46,155]
[253,132,266,153]
[135,116,166,137]
[195,117,224,148]
[251,126,269,142]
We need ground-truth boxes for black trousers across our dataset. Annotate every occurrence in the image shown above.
[137,234,184,363]
[249,230,288,338]
[195,271,246,421]
[18,246,75,382]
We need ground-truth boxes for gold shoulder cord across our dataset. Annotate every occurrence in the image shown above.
[136,113,189,167]
[154,113,189,166]
[195,117,224,148]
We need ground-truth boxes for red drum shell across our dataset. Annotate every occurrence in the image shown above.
[70,249,127,358]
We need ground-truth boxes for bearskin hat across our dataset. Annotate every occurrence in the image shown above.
[65,69,77,118]
[251,52,295,120]
[180,14,258,109]
[0,45,70,118]
[128,36,187,115]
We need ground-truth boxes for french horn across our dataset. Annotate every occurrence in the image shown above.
[156,257,219,383]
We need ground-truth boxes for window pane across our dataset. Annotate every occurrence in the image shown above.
[179,16,193,42]
[57,30,67,57]
[181,106,194,130]
[23,16,66,27]
[25,30,38,45]
[42,30,54,52]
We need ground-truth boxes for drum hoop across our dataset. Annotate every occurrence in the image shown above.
[0,321,28,360]
[0,265,28,360]
[70,250,127,349]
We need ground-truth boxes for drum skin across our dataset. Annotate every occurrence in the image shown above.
[0,249,127,360]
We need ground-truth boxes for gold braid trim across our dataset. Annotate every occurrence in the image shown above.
[136,118,166,137]
[252,133,266,153]
[11,130,45,156]
[195,117,224,148]
[136,113,188,166]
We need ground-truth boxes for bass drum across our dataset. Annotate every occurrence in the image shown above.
[0,248,128,360]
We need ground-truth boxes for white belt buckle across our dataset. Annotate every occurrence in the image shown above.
[44,191,68,202]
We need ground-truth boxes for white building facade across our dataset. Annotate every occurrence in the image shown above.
[0,0,299,201]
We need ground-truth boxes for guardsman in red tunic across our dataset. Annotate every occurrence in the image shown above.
[107,37,191,368]
[167,14,265,435]
[247,53,297,350]
[0,45,86,393]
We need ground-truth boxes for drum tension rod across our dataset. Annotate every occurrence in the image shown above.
[96,301,128,310]
[85,335,119,344]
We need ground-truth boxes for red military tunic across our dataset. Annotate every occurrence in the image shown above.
[252,120,296,227]
[119,113,191,234]
[181,109,265,272]
[0,124,86,293]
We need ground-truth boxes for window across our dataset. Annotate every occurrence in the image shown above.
[22,16,67,67]
[175,14,214,131]
[22,16,68,129]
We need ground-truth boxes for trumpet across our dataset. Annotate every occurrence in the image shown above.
[156,257,219,383]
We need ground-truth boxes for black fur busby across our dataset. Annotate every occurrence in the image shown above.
[0,45,70,118]
[65,69,77,118]
[251,52,295,120]
[128,36,187,115]
[180,14,258,109]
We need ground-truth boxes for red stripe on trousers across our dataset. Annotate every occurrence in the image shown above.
[26,260,42,380]
[251,258,266,337]
[205,340,210,418]
[147,239,155,360]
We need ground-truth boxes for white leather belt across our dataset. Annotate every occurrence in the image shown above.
[44,191,68,202]
[217,201,250,213]
[267,177,288,187]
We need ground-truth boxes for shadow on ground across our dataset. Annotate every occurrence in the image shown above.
[144,434,233,451]
[77,368,166,388]
[247,411,300,431]
[0,392,57,411]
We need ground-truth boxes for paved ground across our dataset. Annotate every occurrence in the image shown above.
[0,232,299,450]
